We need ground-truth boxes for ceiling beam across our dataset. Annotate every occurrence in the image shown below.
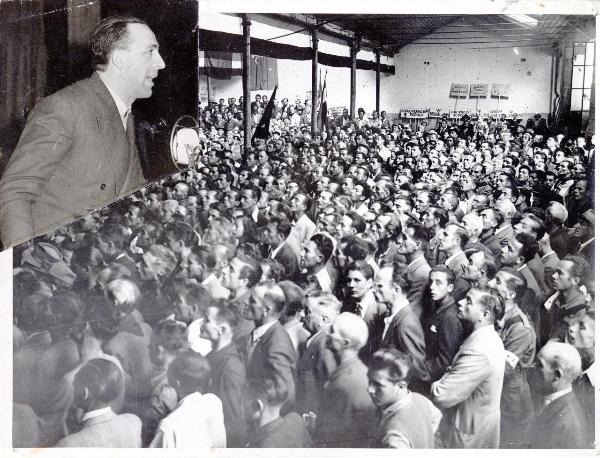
[248,13,391,56]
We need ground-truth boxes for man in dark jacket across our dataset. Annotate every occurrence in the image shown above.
[202,304,247,447]
[529,341,589,448]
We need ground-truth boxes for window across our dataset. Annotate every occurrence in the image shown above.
[570,42,595,133]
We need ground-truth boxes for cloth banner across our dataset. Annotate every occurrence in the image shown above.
[250,55,278,91]
[199,51,242,79]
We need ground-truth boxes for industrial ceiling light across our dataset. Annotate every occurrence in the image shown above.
[504,14,539,28]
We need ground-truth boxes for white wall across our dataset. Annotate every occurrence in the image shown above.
[381,21,553,118]
[200,14,554,118]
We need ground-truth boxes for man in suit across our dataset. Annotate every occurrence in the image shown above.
[528,341,589,448]
[372,266,427,383]
[201,304,247,447]
[298,233,337,293]
[55,359,142,447]
[296,292,340,416]
[0,16,166,247]
[431,286,506,448]
[499,232,542,342]
[314,312,377,447]
[264,216,299,280]
[242,282,297,407]
[341,261,387,361]
[439,223,469,279]
[489,268,537,448]
[395,224,432,319]
[479,208,504,258]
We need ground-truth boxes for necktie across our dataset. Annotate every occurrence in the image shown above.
[122,108,130,131]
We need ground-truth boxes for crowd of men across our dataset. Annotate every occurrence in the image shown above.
[12,97,596,449]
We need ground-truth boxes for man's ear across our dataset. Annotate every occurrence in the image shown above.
[111,49,127,70]
[254,399,265,414]
[448,282,455,292]
[553,368,563,383]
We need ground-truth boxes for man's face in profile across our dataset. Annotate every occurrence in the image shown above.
[120,23,166,101]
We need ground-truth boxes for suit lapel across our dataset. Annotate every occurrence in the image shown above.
[88,73,130,194]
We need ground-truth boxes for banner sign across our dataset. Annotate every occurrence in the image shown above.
[470,84,489,97]
[482,109,507,119]
[450,83,469,97]
[400,109,429,119]
[449,110,471,119]
[429,109,450,118]
[491,83,511,97]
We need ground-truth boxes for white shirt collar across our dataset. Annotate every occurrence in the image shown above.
[82,406,113,422]
[314,267,333,293]
[543,386,572,407]
[252,320,278,343]
[103,83,131,130]
[270,241,286,259]
[201,273,216,287]
[583,361,597,387]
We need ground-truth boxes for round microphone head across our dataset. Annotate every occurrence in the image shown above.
[170,115,201,170]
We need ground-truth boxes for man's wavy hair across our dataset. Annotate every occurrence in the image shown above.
[91,16,148,71]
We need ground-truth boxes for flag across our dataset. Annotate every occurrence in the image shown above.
[250,55,278,91]
[252,85,278,142]
[199,51,242,79]
[317,70,329,133]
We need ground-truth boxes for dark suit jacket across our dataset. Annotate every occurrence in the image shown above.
[424,296,466,381]
[207,342,247,447]
[273,242,299,279]
[245,321,297,405]
[381,306,428,381]
[342,291,387,360]
[314,354,377,447]
[529,391,589,449]
[248,412,312,448]
[402,255,431,318]
[295,330,337,415]
[0,72,146,247]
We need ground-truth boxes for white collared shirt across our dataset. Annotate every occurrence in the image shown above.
[270,242,285,259]
[81,406,113,422]
[104,83,131,131]
[186,318,212,356]
[314,267,333,293]
[150,392,226,448]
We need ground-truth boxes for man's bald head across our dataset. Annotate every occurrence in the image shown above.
[538,341,582,389]
[331,312,368,350]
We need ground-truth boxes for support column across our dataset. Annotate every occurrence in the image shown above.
[311,28,319,137]
[350,40,357,119]
[242,15,252,150]
[375,48,381,114]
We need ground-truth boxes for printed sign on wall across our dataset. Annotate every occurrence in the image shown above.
[450,83,469,97]
[400,109,429,118]
[470,84,489,97]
